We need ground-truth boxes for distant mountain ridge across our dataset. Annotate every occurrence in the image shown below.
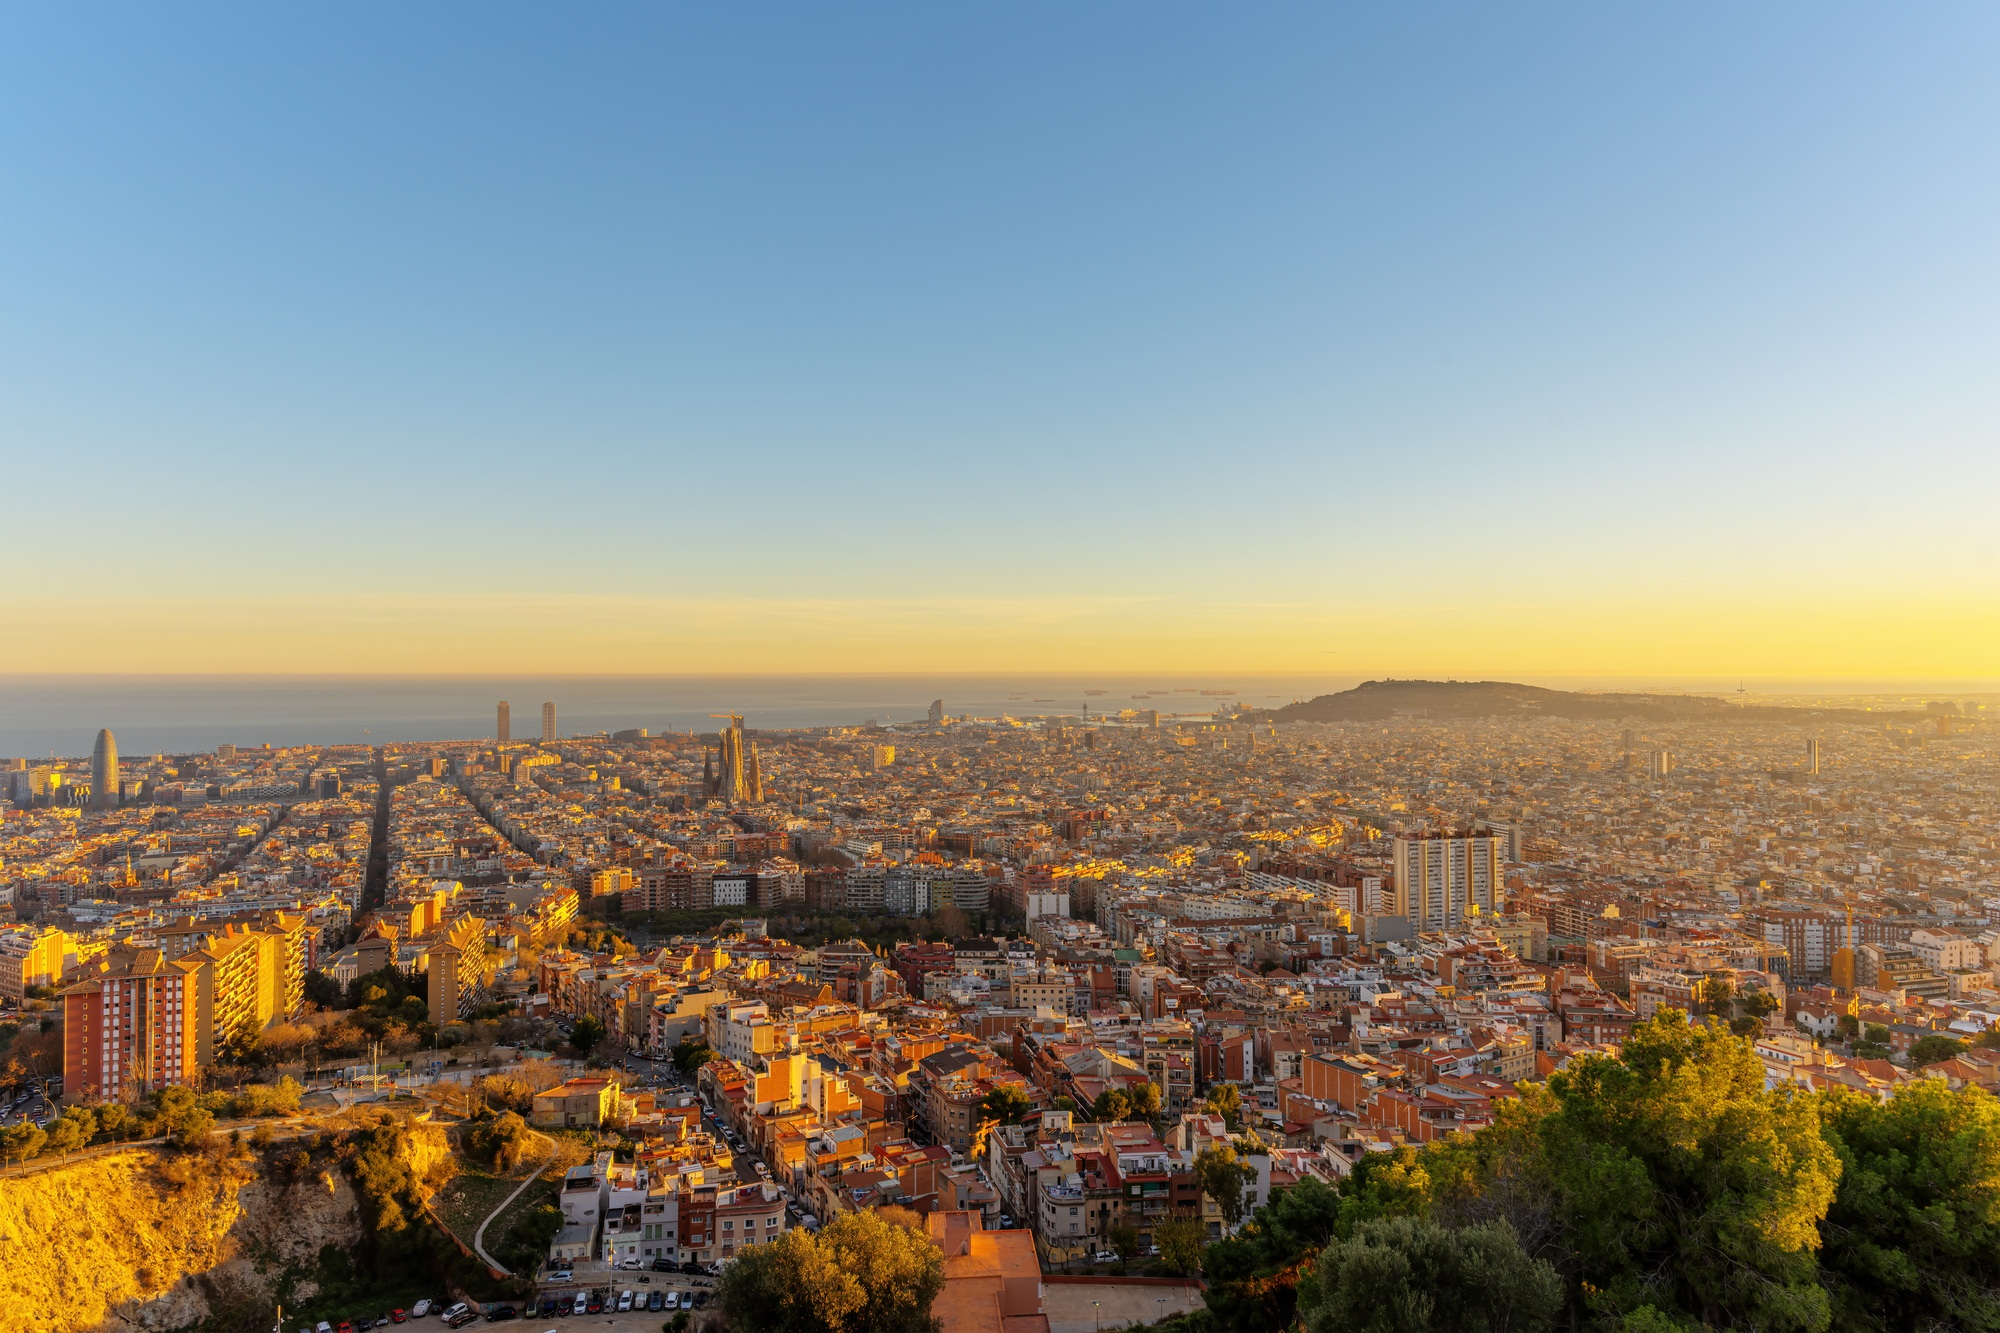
[1261,679,1912,725]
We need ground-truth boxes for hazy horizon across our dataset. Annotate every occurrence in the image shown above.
[6,670,1993,759]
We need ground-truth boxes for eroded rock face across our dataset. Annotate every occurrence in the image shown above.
[0,1149,254,1333]
[0,1123,446,1333]
[96,1162,371,1333]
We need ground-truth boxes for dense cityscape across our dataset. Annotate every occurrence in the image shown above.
[3,684,1998,1333]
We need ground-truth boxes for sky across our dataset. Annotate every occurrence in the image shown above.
[2,2,1997,680]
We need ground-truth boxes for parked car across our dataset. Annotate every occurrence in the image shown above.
[439,1306,469,1325]
[570,1295,586,1316]
[391,1312,408,1325]
[617,1291,633,1312]
[646,1292,664,1312]
[410,1301,432,1319]
[485,1307,517,1322]
[693,1293,709,1310]
[679,1291,694,1311]
[1092,1251,1117,1264]
[584,1294,601,1314]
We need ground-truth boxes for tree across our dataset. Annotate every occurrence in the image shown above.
[1204,1083,1243,1130]
[1730,1015,1763,1038]
[1298,1216,1563,1333]
[1093,1088,1132,1123]
[1907,1033,1966,1068]
[978,1084,1034,1129]
[1863,1023,1891,1045]
[1694,976,1735,1017]
[303,969,344,1009]
[1129,1081,1163,1119]
[152,1085,215,1149]
[1837,1014,1861,1041]
[1818,1079,2000,1333]
[671,1035,714,1076]
[929,904,969,942]
[233,1076,304,1117]
[717,1207,944,1333]
[1108,1222,1142,1269]
[569,1015,606,1056]
[1155,1213,1207,1277]
[465,1110,541,1171]
[44,1113,86,1156]
[1193,1144,1258,1232]
[3,1122,46,1162]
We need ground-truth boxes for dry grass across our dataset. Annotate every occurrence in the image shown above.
[433,1169,522,1242]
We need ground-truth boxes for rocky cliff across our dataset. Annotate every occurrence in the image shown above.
[0,1116,456,1333]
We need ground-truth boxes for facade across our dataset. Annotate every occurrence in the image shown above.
[0,927,74,1002]
[497,701,510,744]
[533,1076,624,1128]
[427,913,492,1022]
[61,948,201,1101]
[1391,833,1503,933]
[542,700,557,743]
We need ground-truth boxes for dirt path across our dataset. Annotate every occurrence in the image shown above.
[472,1151,556,1273]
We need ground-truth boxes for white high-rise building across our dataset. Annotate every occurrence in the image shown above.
[1391,833,1504,933]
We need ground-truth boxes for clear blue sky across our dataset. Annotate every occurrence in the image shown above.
[2,3,1996,676]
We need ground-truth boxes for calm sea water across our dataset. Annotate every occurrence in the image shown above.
[0,674,1352,758]
[7,674,1990,760]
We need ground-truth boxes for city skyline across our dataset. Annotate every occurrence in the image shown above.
[3,4,1997,677]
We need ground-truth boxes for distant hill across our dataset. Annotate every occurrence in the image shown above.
[1261,679,1910,725]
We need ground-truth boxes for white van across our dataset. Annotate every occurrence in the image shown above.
[617,1291,633,1311]
[440,1304,469,1324]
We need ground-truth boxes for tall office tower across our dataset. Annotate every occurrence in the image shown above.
[927,698,944,725]
[1621,728,1636,753]
[1647,749,1674,779]
[497,701,511,744]
[1391,832,1504,932]
[90,728,119,810]
[1805,737,1820,775]
[541,700,556,742]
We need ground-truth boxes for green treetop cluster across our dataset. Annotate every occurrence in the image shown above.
[1175,1009,2000,1333]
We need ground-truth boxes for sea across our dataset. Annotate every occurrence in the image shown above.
[5,674,1990,760]
[0,674,1353,759]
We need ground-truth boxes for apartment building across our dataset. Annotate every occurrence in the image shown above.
[60,947,202,1101]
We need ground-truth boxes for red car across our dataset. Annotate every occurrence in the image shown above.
[390,1314,406,1325]
[336,1324,354,1333]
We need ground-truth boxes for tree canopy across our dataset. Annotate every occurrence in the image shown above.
[1299,1216,1563,1333]
[717,1207,944,1333]
[1189,1010,2000,1333]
